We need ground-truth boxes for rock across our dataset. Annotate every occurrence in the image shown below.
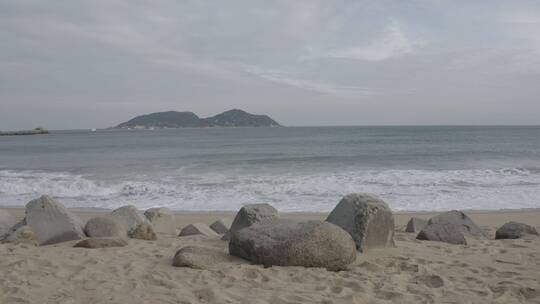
[110,205,149,234]
[144,207,176,234]
[210,218,233,234]
[229,220,357,271]
[179,223,219,237]
[223,203,278,240]
[74,238,128,248]
[1,223,38,246]
[405,217,428,233]
[416,222,467,245]
[495,222,539,239]
[326,193,395,252]
[428,210,485,237]
[129,222,157,240]
[0,209,18,238]
[25,195,86,245]
[172,246,233,269]
[85,216,127,238]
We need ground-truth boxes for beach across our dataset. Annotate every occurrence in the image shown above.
[1,208,539,304]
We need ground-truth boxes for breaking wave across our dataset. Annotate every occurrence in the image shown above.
[1,168,539,212]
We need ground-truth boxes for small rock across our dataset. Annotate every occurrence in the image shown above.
[229,220,357,271]
[25,195,86,245]
[129,222,157,240]
[111,205,150,235]
[495,222,539,239]
[144,207,177,235]
[326,193,395,252]
[0,209,18,238]
[223,203,278,240]
[405,217,428,233]
[209,218,233,234]
[1,223,38,246]
[172,246,232,269]
[74,238,128,248]
[417,222,467,245]
[179,223,219,237]
[428,210,485,237]
[85,216,126,238]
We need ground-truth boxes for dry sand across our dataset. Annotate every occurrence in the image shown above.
[1,208,539,304]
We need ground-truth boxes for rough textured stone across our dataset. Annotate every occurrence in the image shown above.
[428,210,485,237]
[74,238,128,248]
[326,193,395,252]
[85,216,126,238]
[495,222,539,239]
[1,223,38,246]
[0,209,18,238]
[229,220,357,271]
[25,195,86,245]
[172,246,233,269]
[405,217,428,233]
[110,205,149,234]
[416,222,467,245]
[179,223,219,237]
[210,218,233,234]
[144,207,176,235]
[129,222,157,240]
[223,203,278,240]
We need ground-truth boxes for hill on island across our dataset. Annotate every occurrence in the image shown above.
[115,109,280,129]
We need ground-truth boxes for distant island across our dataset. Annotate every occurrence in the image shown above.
[115,109,280,129]
[0,127,49,136]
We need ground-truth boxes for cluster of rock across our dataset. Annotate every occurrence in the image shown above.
[0,195,181,248]
[3,193,536,273]
[174,193,396,271]
[407,211,538,244]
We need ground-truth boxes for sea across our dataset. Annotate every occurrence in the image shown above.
[1,126,539,212]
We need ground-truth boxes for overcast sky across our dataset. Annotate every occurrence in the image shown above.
[1,1,540,129]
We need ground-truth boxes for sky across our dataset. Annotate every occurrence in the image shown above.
[1,1,540,129]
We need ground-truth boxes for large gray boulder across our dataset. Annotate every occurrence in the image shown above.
[229,220,357,271]
[326,193,395,252]
[144,207,176,235]
[0,209,18,238]
[25,195,86,245]
[173,246,233,270]
[85,216,127,238]
[428,210,485,237]
[416,222,467,245]
[210,218,233,234]
[110,205,149,235]
[179,223,219,237]
[223,203,278,240]
[405,217,428,233]
[495,222,539,239]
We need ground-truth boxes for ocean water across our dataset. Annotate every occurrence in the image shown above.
[0,126,539,212]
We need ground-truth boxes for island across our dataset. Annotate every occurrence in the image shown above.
[0,127,49,136]
[115,109,280,129]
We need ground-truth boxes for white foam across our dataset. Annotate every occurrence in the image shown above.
[1,168,539,212]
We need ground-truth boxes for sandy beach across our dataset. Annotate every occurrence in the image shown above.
[1,207,539,304]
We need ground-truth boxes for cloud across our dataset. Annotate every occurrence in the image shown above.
[319,21,425,61]
[243,65,380,99]
[1,1,540,129]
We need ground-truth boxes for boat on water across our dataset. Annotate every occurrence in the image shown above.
[0,127,49,136]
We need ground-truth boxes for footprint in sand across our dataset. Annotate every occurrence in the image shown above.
[413,274,444,288]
